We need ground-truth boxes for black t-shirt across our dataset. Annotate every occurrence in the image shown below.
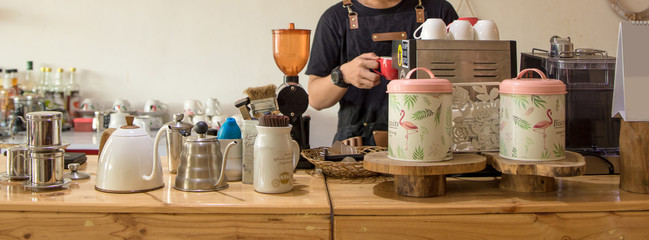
[306,0,458,145]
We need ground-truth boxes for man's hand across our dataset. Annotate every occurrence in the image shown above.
[340,53,381,89]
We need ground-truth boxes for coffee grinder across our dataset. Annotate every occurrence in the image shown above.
[272,23,312,168]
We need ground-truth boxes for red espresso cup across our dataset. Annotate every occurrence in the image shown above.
[373,57,398,80]
[458,17,479,26]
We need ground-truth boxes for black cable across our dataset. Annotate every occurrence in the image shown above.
[573,150,616,175]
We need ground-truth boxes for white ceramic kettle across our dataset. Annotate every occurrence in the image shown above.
[96,115,165,193]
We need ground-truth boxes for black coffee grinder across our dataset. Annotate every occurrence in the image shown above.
[272,23,313,168]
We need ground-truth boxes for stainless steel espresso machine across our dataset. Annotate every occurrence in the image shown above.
[391,40,517,82]
[520,36,618,174]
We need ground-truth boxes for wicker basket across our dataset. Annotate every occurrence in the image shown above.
[301,146,386,178]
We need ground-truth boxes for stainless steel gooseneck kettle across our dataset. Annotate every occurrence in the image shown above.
[174,121,237,192]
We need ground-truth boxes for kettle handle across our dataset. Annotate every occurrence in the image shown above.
[291,140,300,170]
[216,141,238,187]
[144,127,167,181]
[98,128,116,160]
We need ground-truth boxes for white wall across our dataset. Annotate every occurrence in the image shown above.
[0,0,645,148]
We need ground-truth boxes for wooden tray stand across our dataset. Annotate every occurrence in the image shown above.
[363,152,486,197]
[483,152,585,193]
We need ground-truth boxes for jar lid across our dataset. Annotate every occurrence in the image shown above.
[499,68,567,95]
[386,68,452,93]
[26,111,62,120]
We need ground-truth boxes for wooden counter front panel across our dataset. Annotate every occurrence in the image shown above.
[334,211,649,239]
[0,211,330,240]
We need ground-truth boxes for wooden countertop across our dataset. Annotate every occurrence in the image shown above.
[0,155,330,215]
[327,174,649,216]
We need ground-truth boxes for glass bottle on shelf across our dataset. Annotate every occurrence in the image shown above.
[50,68,66,110]
[1,69,17,127]
[24,61,35,93]
[66,67,80,117]
[8,69,21,95]
[43,67,55,109]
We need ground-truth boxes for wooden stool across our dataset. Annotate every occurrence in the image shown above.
[483,152,585,192]
[364,152,486,197]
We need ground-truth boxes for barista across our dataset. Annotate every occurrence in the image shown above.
[306,0,458,145]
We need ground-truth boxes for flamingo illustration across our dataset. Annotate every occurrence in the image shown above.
[399,110,419,150]
[533,109,553,149]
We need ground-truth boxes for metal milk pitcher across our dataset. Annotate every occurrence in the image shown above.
[174,121,237,192]
[161,113,193,174]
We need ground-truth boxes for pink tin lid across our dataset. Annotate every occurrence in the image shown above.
[386,67,452,93]
[500,68,567,95]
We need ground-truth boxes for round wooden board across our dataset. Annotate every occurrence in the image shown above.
[483,151,585,177]
[363,152,486,176]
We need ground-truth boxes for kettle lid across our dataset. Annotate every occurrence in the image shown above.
[111,115,149,137]
[166,113,194,131]
[186,121,218,143]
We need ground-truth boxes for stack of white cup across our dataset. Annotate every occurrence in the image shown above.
[413,18,499,41]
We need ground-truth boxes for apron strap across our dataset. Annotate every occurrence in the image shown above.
[372,32,407,42]
[343,0,425,29]
[343,0,359,29]
[416,0,426,23]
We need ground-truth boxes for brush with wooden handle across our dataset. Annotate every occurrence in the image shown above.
[245,84,279,118]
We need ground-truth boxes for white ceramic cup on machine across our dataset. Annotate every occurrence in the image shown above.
[413,18,447,40]
[473,20,500,40]
[447,20,474,40]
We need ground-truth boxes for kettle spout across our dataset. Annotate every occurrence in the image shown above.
[215,141,238,188]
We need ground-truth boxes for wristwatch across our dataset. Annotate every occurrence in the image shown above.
[331,66,350,88]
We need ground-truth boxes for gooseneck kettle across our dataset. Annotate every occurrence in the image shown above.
[174,121,237,192]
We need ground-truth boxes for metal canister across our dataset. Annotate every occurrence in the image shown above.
[499,68,567,161]
[92,111,107,132]
[26,111,62,148]
[6,145,29,180]
[550,35,574,58]
[29,149,65,187]
[386,67,453,162]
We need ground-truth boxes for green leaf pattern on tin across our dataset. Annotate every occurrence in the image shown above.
[397,145,406,159]
[404,95,418,110]
[531,95,547,109]
[511,147,518,158]
[412,109,434,121]
[525,137,533,153]
[390,94,401,112]
[423,96,431,106]
[434,104,442,126]
[513,95,529,110]
[500,140,507,156]
[446,106,452,128]
[419,126,429,143]
[513,115,532,130]
[553,143,565,157]
[541,150,550,159]
[412,146,424,160]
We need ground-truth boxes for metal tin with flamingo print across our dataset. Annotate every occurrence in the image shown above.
[386,67,453,162]
[499,68,567,161]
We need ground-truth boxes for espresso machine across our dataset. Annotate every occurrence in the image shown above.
[272,23,312,168]
[520,36,619,173]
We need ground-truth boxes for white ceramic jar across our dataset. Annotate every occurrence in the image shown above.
[499,68,567,161]
[386,67,453,162]
[253,125,299,193]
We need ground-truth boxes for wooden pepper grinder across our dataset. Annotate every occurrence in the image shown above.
[619,119,649,193]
